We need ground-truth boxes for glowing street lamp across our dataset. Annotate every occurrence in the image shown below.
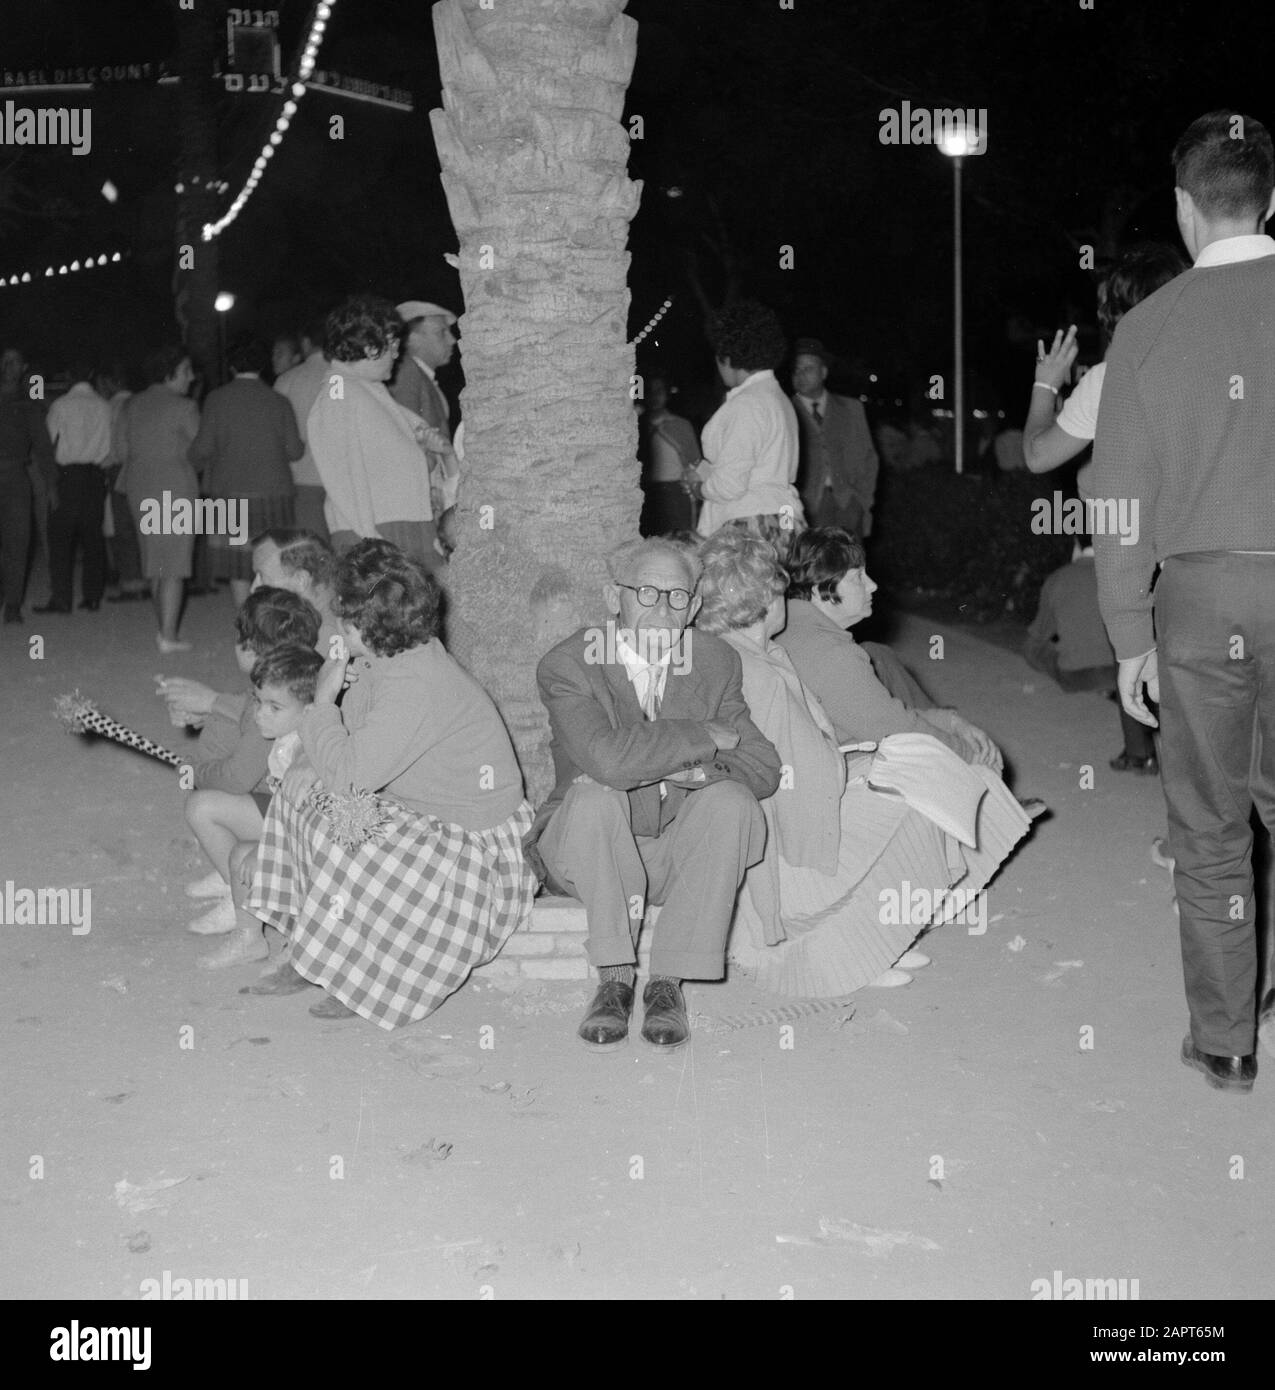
[938,119,985,475]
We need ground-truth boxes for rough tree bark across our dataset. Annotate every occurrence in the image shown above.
[430,0,643,802]
[174,0,223,385]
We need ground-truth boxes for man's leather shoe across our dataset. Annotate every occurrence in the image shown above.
[2,605,21,624]
[577,980,634,1048]
[33,601,70,615]
[1180,1034,1256,1094]
[641,978,690,1048]
[78,599,100,612]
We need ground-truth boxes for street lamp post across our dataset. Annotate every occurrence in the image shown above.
[938,120,984,475]
[214,291,235,385]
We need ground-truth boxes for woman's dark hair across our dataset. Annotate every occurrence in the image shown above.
[1172,110,1274,221]
[323,294,403,363]
[1096,242,1190,345]
[142,343,188,386]
[250,643,325,705]
[234,585,323,656]
[227,337,270,376]
[708,300,788,373]
[334,538,442,657]
[252,528,336,593]
[785,527,866,602]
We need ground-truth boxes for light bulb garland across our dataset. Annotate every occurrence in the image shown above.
[201,0,338,241]
[630,296,673,347]
[0,251,124,291]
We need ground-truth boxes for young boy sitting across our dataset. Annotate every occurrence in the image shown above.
[179,588,321,938]
[201,644,325,970]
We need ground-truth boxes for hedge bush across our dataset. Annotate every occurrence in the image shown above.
[869,465,1074,621]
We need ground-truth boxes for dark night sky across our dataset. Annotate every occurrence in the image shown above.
[1,0,1272,416]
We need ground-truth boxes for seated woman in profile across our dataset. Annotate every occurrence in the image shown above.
[697,529,1031,996]
[777,527,1003,768]
[246,538,538,1024]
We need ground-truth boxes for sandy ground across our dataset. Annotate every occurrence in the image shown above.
[2,576,1272,1302]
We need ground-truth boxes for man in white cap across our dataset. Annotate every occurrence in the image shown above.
[391,301,460,529]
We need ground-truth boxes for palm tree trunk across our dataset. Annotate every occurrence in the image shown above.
[431,0,643,801]
[175,0,224,386]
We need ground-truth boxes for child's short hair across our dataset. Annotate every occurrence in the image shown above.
[250,644,325,705]
[234,586,322,656]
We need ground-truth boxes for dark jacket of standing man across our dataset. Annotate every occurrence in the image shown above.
[1093,109,1275,1093]
[791,337,880,538]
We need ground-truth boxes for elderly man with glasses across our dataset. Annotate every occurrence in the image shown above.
[525,537,781,1050]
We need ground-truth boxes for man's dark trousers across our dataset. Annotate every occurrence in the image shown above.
[46,463,106,607]
[0,466,33,609]
[1156,551,1275,1056]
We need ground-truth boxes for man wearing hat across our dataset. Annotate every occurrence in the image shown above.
[391,300,461,527]
[791,337,880,539]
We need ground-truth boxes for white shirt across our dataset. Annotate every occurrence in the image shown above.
[268,730,302,780]
[697,369,803,535]
[1193,233,1275,268]
[47,381,112,465]
[1057,361,1105,442]
[615,633,673,717]
[794,390,829,420]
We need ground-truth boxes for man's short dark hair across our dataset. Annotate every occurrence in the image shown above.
[708,300,788,373]
[1173,110,1275,221]
[234,585,323,656]
[227,337,270,376]
[250,643,324,704]
[1097,242,1190,344]
[334,538,442,658]
[252,528,336,593]
[142,344,188,386]
[785,527,866,602]
[324,294,402,363]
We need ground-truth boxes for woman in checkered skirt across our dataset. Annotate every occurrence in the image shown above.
[246,538,537,1024]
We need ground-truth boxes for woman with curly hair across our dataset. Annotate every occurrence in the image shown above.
[696,528,1031,997]
[246,539,537,1024]
[306,295,447,572]
[689,300,805,551]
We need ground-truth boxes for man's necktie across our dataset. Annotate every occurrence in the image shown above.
[811,401,823,426]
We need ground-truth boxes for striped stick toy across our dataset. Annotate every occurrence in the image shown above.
[54,692,184,769]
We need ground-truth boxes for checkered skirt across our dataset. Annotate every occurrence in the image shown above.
[247,792,537,1029]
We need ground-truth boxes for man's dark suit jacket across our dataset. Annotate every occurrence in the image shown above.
[796,391,880,534]
[525,624,781,879]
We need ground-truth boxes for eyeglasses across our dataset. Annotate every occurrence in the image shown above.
[616,582,693,611]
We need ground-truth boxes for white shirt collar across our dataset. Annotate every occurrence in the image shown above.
[411,355,437,382]
[614,632,675,676]
[1193,234,1275,268]
[725,368,775,401]
[796,389,828,413]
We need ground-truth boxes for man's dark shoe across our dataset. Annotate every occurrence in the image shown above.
[33,601,70,615]
[2,605,21,624]
[641,978,690,1049]
[1180,1034,1256,1094]
[577,980,634,1048]
[1110,751,1157,774]
[79,599,100,612]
